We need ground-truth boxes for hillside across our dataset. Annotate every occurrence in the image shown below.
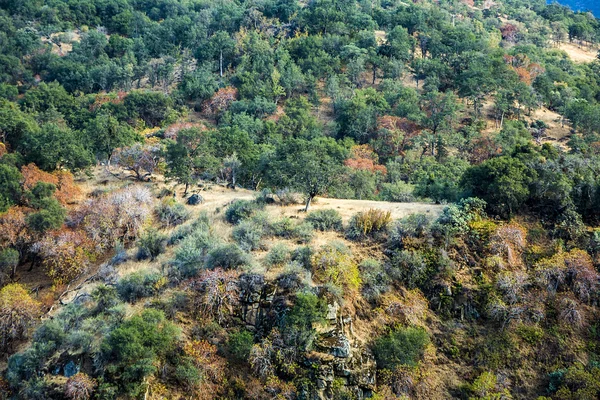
[3,0,600,399]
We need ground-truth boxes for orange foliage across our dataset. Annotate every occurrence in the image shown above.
[376,116,421,159]
[21,164,82,205]
[163,122,206,140]
[203,87,237,115]
[89,91,127,112]
[0,143,6,158]
[0,207,31,250]
[344,144,387,174]
[504,55,545,85]
[35,229,96,285]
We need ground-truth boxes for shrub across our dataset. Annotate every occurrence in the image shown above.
[169,212,211,245]
[116,272,167,302]
[359,258,390,303]
[0,248,19,280]
[265,243,291,268]
[379,181,415,202]
[228,330,254,361]
[155,198,190,227]
[387,214,431,251]
[387,249,429,289]
[280,293,327,349]
[171,221,218,279]
[306,209,343,231]
[276,188,300,205]
[232,220,265,251]
[311,243,361,292]
[372,326,429,369]
[136,228,167,261]
[270,217,296,238]
[293,222,314,244]
[346,209,391,240]
[205,244,252,270]
[174,360,202,390]
[292,246,314,269]
[225,200,262,224]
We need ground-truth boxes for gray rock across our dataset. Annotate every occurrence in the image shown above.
[187,194,203,205]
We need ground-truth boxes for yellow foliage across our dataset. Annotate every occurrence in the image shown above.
[311,244,361,292]
[352,209,392,237]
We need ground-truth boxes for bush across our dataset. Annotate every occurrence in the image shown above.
[387,214,431,250]
[116,272,167,302]
[387,249,429,289]
[228,330,254,361]
[306,209,343,231]
[346,209,392,240]
[372,326,430,369]
[265,243,291,268]
[379,181,415,202]
[293,222,314,244]
[169,212,211,245]
[136,228,167,261]
[0,248,19,280]
[170,219,219,279]
[292,246,314,269]
[270,217,296,238]
[225,200,262,224]
[359,258,390,303]
[156,198,190,227]
[205,244,252,270]
[311,242,361,292]
[281,293,327,349]
[276,188,300,205]
[232,220,265,251]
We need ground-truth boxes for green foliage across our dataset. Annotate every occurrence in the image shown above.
[306,209,343,231]
[265,243,291,268]
[26,197,66,233]
[156,198,190,227]
[225,199,263,224]
[461,157,534,218]
[0,163,22,212]
[0,248,19,279]
[372,326,430,369]
[136,228,167,261]
[205,244,252,270]
[228,330,254,361]
[281,292,327,350]
[100,309,180,396]
[116,272,166,303]
[232,220,265,251]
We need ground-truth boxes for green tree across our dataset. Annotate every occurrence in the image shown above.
[461,156,535,218]
[269,138,347,211]
[164,128,218,195]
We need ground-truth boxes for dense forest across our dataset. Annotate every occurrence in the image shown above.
[3,0,600,398]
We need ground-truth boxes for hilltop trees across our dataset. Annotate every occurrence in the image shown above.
[269,138,347,211]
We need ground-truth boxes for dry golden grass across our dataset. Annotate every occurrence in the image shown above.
[557,42,598,64]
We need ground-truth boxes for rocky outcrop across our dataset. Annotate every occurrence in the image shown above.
[236,275,376,399]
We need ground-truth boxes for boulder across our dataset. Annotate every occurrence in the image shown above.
[187,193,203,205]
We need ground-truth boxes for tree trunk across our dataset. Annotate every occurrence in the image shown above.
[184,182,189,197]
[220,50,224,78]
[304,195,313,212]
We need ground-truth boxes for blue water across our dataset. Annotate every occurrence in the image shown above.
[549,0,600,17]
